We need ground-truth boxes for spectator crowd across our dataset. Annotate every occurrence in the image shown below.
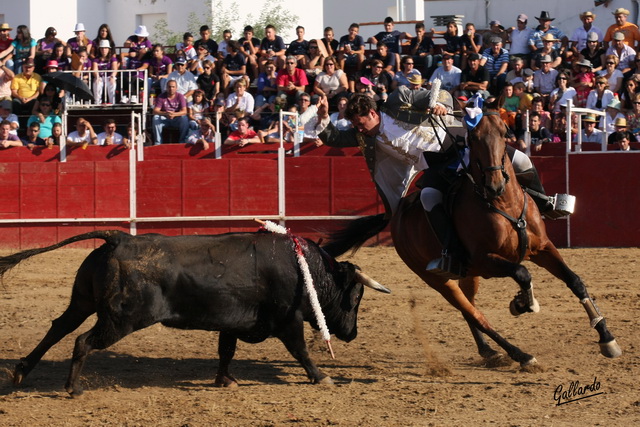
[1,8,639,152]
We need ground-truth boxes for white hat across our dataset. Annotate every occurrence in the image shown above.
[98,39,111,49]
[134,25,149,37]
[74,23,86,32]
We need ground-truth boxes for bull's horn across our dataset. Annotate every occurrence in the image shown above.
[355,271,391,294]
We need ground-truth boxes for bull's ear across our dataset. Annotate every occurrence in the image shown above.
[337,261,358,289]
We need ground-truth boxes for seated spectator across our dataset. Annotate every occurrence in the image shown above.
[194,25,218,58]
[97,118,129,147]
[286,26,309,68]
[337,23,365,72]
[392,55,421,90]
[175,32,197,64]
[368,17,408,58]
[223,116,260,146]
[10,58,41,126]
[528,11,568,56]
[221,41,249,96]
[329,96,352,131]
[431,21,463,68]
[516,111,552,152]
[533,55,559,99]
[353,59,391,100]
[501,82,520,114]
[506,14,533,66]
[189,43,215,76]
[409,23,435,76]
[152,79,189,144]
[122,25,152,68]
[1,25,36,74]
[570,11,603,55]
[0,118,22,147]
[164,57,198,100]
[586,76,614,111]
[36,27,64,66]
[0,23,15,71]
[370,42,397,78]
[276,55,308,107]
[548,71,576,113]
[574,113,604,144]
[258,25,286,71]
[505,57,525,83]
[460,22,482,66]
[604,8,640,49]
[255,59,278,107]
[258,106,296,144]
[458,53,490,99]
[481,36,509,93]
[91,24,116,58]
[530,34,562,72]
[530,96,552,129]
[32,81,62,115]
[49,42,71,71]
[225,79,254,116]
[597,54,624,95]
[606,32,636,75]
[620,75,640,111]
[145,44,172,95]
[66,23,92,59]
[484,20,509,49]
[626,92,640,136]
[92,40,119,104]
[0,99,18,134]
[21,121,45,149]
[613,130,638,151]
[188,89,209,130]
[513,81,534,112]
[580,32,605,73]
[305,39,325,79]
[238,25,261,80]
[187,117,216,150]
[321,27,339,58]
[0,55,14,101]
[46,122,62,146]
[216,30,233,64]
[297,92,321,143]
[604,104,628,140]
[196,59,220,102]
[71,47,92,87]
[428,53,461,93]
[573,59,595,107]
[27,96,60,139]
[66,117,98,146]
[313,56,348,109]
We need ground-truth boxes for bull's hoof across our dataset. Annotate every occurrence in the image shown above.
[599,339,622,358]
[214,374,239,388]
[316,376,334,385]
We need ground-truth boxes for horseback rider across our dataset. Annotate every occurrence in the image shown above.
[315,85,574,279]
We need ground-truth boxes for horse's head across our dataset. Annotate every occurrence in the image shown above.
[467,110,510,201]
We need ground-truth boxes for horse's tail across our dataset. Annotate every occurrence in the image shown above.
[323,214,389,257]
[0,230,126,279]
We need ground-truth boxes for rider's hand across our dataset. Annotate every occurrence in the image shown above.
[317,95,329,119]
[431,104,447,116]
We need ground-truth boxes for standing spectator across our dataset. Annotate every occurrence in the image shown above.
[196,59,220,101]
[428,53,461,93]
[0,25,36,74]
[258,25,286,71]
[164,57,198,100]
[597,54,624,94]
[458,53,490,99]
[66,117,98,146]
[392,55,421,90]
[580,32,606,73]
[507,14,533,66]
[586,75,614,111]
[221,41,249,96]
[313,56,348,108]
[572,59,595,108]
[371,42,397,77]
[10,58,41,125]
[570,11,604,54]
[92,40,119,104]
[530,33,562,71]
[276,55,308,107]
[194,25,218,57]
[337,23,365,72]
[481,37,509,94]
[321,27,339,58]
[152,79,189,144]
[460,23,482,67]
[21,121,45,148]
[605,32,636,76]
[0,119,21,147]
[0,56,14,101]
[225,79,254,116]
[66,23,93,59]
[238,26,260,80]
[286,26,309,68]
[0,23,14,70]
[432,21,463,68]
[529,11,568,56]
[533,55,559,99]
[603,8,640,48]
[483,20,508,49]
[91,24,116,57]
[97,118,129,146]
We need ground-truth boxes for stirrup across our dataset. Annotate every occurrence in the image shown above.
[426,252,467,280]
[542,194,576,220]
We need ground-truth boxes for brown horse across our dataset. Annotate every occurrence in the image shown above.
[324,110,621,367]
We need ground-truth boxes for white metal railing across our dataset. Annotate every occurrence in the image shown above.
[62,69,148,111]
[565,99,608,152]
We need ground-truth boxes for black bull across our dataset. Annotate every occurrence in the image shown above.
[0,230,390,395]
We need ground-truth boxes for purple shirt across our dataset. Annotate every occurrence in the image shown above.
[154,92,187,113]
[66,37,93,54]
[146,55,173,76]
[92,56,118,71]
[126,36,152,53]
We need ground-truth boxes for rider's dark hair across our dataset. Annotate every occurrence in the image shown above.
[345,94,377,121]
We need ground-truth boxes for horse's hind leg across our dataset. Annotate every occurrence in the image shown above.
[530,244,622,358]
[459,276,500,360]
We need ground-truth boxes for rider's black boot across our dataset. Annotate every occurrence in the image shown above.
[516,167,575,219]
[425,204,467,279]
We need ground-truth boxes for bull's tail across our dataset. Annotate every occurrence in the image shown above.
[322,214,389,258]
[0,230,126,278]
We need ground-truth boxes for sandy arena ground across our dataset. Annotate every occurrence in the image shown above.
[0,246,638,426]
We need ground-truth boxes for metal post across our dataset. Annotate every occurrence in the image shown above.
[129,137,137,236]
[565,99,572,153]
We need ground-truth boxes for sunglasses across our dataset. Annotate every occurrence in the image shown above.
[300,98,310,102]
[287,62,296,64]
[374,65,383,68]
[634,102,640,105]
[597,81,607,85]
[325,63,335,66]
[309,46,318,49]
[40,103,51,107]
[606,62,615,65]
[405,62,414,65]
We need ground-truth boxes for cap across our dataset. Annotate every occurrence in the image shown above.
[0,99,11,110]
[74,23,86,32]
[539,55,552,63]
[489,20,501,27]
[46,60,59,69]
[523,68,534,77]
[175,57,187,65]
[214,98,225,106]
[517,14,528,22]
[134,25,149,37]
[577,59,592,68]
[615,117,627,127]
[23,58,35,67]
[587,32,599,42]
[468,52,480,61]
[613,32,625,41]
[98,39,111,49]
[612,8,630,16]
[442,53,453,60]
[490,36,503,44]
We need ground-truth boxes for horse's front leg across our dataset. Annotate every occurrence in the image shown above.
[459,276,501,360]
[529,244,622,358]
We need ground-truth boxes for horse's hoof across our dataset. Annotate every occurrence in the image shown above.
[520,357,544,373]
[483,353,513,368]
[214,375,239,388]
[509,296,540,316]
[599,339,622,358]
[317,376,334,385]
[13,360,29,386]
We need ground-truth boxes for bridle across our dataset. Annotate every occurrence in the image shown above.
[468,111,510,200]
